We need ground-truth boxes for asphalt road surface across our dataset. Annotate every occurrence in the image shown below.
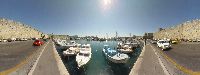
[152,42,200,71]
[0,40,43,72]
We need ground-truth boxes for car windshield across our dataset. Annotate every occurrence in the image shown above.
[160,41,169,43]
[35,40,40,42]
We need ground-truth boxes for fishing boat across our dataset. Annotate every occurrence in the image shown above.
[66,41,78,48]
[55,39,68,50]
[103,45,129,64]
[63,44,81,57]
[117,41,139,54]
[76,44,92,68]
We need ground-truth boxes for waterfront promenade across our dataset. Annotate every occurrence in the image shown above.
[29,40,69,75]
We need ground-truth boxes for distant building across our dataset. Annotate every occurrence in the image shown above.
[144,33,153,39]
[118,37,135,41]
[69,35,79,40]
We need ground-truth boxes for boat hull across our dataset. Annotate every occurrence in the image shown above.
[103,49,129,64]
[107,55,129,63]
[118,49,133,54]
[76,55,91,68]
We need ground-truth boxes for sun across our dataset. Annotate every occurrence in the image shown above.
[101,0,113,11]
[103,0,112,6]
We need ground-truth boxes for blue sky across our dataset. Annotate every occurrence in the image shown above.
[0,0,200,37]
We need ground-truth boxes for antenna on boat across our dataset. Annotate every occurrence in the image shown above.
[106,33,108,42]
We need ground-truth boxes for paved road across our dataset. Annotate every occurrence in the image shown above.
[0,40,41,72]
[31,41,61,75]
[152,42,200,71]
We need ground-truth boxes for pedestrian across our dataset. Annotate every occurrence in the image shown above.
[144,38,147,45]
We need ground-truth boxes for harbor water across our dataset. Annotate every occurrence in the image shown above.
[56,40,142,75]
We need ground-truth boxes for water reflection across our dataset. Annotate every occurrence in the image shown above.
[56,40,142,75]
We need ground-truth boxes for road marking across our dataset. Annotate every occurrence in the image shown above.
[149,44,170,75]
[0,41,49,75]
[28,41,50,75]
[150,44,200,75]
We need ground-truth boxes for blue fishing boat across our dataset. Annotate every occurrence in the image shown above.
[103,45,129,63]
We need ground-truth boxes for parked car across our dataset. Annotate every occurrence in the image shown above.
[192,39,197,42]
[151,40,157,44]
[19,38,24,41]
[157,40,171,50]
[24,38,28,41]
[32,38,39,40]
[7,38,16,42]
[188,39,192,42]
[16,38,21,41]
[197,39,200,42]
[33,40,43,46]
[43,39,48,42]
[7,38,12,42]
[2,39,7,42]
[171,40,178,44]
[19,38,28,41]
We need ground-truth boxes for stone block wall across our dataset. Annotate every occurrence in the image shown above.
[154,19,200,40]
[0,18,46,39]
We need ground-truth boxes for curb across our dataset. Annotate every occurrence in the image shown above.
[129,41,146,75]
[52,42,69,75]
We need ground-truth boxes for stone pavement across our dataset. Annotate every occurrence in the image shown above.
[129,44,167,75]
[29,40,69,75]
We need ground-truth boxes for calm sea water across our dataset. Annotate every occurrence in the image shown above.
[56,40,142,75]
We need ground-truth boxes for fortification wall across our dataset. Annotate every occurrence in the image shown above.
[0,18,46,39]
[154,19,200,40]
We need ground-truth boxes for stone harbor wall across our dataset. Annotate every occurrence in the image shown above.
[0,18,46,39]
[154,19,200,40]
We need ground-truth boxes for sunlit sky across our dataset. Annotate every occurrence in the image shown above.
[1,0,200,37]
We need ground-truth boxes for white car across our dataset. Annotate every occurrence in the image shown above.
[2,39,7,42]
[157,40,171,50]
[151,40,157,44]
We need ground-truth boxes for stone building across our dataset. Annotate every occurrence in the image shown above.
[154,19,200,40]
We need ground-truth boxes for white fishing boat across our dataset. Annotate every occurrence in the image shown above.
[55,39,68,50]
[103,45,129,64]
[66,41,77,48]
[63,44,81,56]
[76,44,92,67]
[117,44,133,53]
[117,41,139,54]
